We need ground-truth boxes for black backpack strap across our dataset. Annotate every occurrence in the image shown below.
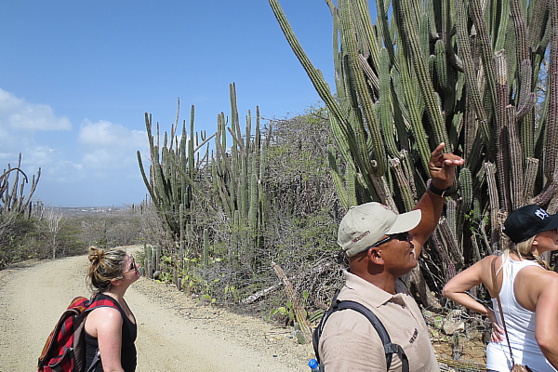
[85,349,101,372]
[312,303,333,365]
[313,299,409,372]
[312,289,341,366]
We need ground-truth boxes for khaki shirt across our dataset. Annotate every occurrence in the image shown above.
[318,271,440,372]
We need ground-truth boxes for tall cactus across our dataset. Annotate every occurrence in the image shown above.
[137,103,215,253]
[211,83,269,271]
[270,0,558,303]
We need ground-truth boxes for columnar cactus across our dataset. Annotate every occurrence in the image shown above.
[1,154,41,218]
[211,83,269,271]
[270,0,557,302]
[137,104,214,260]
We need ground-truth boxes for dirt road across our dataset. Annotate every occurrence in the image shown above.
[0,246,312,372]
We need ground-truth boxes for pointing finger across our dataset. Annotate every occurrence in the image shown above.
[431,142,446,158]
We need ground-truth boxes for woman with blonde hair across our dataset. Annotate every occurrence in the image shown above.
[84,246,140,372]
[443,205,558,372]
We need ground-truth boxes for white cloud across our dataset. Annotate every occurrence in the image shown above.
[78,120,147,169]
[22,146,82,182]
[0,144,82,187]
[82,148,114,167]
[0,88,152,206]
[79,120,145,147]
[0,89,71,131]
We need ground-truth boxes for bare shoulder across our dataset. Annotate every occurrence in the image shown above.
[474,255,498,272]
[84,305,122,337]
[88,306,122,325]
[480,255,498,265]
[476,255,500,280]
[518,265,558,299]
[526,268,558,314]
[519,265,558,282]
[460,255,495,270]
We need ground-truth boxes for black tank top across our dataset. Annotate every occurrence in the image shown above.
[84,293,137,372]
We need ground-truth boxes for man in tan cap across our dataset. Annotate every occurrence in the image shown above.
[317,143,463,371]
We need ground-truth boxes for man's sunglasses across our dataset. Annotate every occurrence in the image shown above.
[370,232,410,248]
[355,232,411,256]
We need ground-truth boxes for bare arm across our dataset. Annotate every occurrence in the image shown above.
[442,256,503,342]
[443,257,495,315]
[534,273,558,368]
[89,307,125,372]
[411,143,463,254]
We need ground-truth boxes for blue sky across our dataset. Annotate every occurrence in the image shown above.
[0,1,335,207]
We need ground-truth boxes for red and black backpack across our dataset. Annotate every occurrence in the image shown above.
[37,296,119,372]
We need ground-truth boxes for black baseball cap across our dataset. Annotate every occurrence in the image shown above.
[503,205,558,243]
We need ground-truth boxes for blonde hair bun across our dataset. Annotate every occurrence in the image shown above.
[88,246,107,266]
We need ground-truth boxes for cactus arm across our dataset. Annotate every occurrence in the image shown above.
[393,0,449,149]
[543,0,558,179]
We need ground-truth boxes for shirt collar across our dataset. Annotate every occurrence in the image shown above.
[343,270,407,308]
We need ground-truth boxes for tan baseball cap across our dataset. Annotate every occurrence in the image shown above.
[338,202,422,257]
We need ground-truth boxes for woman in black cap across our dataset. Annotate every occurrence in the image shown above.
[443,204,558,372]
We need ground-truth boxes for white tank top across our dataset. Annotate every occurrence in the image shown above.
[486,257,557,372]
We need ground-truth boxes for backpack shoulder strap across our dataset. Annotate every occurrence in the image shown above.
[70,296,90,309]
[312,290,341,365]
[78,295,122,372]
[313,299,409,372]
[86,294,121,313]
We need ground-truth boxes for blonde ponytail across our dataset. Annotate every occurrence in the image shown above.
[505,237,550,270]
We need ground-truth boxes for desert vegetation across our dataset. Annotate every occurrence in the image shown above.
[2,0,557,366]
[135,0,558,364]
[0,158,144,267]
[136,98,342,325]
